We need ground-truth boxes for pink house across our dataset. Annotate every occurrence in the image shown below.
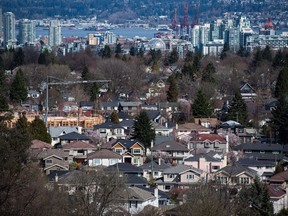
[184,154,225,180]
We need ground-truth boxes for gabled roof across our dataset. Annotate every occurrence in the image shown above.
[177,123,211,131]
[59,132,90,141]
[106,163,143,174]
[48,126,80,138]
[233,143,286,152]
[79,101,94,107]
[127,186,154,201]
[163,164,202,175]
[126,174,148,185]
[270,170,288,182]
[44,163,69,171]
[140,160,171,171]
[36,149,68,159]
[62,141,96,150]
[190,134,226,143]
[216,165,257,178]
[93,122,125,130]
[184,154,222,162]
[87,149,122,159]
[144,110,161,121]
[112,139,144,149]
[152,140,188,152]
[119,101,142,107]
[237,158,275,167]
[269,185,286,199]
[31,139,52,149]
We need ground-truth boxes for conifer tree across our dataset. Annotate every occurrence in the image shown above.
[166,75,178,102]
[262,45,273,61]
[101,45,112,58]
[10,69,28,103]
[226,91,248,126]
[30,116,52,143]
[115,43,122,54]
[252,47,263,67]
[275,67,288,98]
[81,65,89,80]
[110,110,120,124]
[182,63,195,80]
[185,50,193,62]
[192,54,201,73]
[202,62,216,83]
[90,83,99,102]
[132,111,155,153]
[192,90,213,117]
[168,48,179,65]
[129,46,137,56]
[272,50,284,68]
[12,48,25,68]
[0,68,9,111]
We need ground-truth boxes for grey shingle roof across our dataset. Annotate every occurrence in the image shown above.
[105,163,143,174]
[217,165,257,177]
[184,154,221,162]
[59,132,90,141]
[49,126,80,138]
[140,160,171,171]
[233,143,286,152]
[126,174,148,185]
[93,122,124,130]
[87,149,122,159]
[127,186,154,201]
[237,158,275,167]
[152,141,188,152]
[163,164,202,175]
[113,139,144,149]
[63,141,96,150]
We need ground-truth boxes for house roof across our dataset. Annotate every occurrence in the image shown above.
[216,165,257,178]
[233,143,287,152]
[152,140,188,152]
[270,170,288,182]
[237,158,275,167]
[194,118,220,128]
[268,185,286,199]
[105,163,143,174]
[59,132,90,141]
[242,152,288,162]
[62,141,96,150]
[87,149,122,159]
[36,149,68,159]
[190,134,226,143]
[101,101,119,108]
[119,119,134,128]
[119,101,142,107]
[140,160,171,171]
[184,154,222,162]
[48,126,80,138]
[127,186,154,201]
[113,139,144,149]
[177,123,211,131]
[47,170,69,182]
[163,164,202,175]
[144,110,161,121]
[30,139,52,149]
[93,122,125,130]
[79,101,94,107]
[101,139,117,149]
[126,174,148,185]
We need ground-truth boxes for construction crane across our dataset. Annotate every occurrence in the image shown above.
[191,3,200,27]
[44,76,111,127]
[181,2,190,37]
[171,7,178,30]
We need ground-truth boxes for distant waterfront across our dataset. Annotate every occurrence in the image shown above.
[36,27,162,39]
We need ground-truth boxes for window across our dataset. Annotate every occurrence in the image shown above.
[177,151,184,155]
[218,176,227,184]
[167,174,175,179]
[260,150,265,154]
[115,148,122,154]
[231,177,237,184]
[154,171,159,176]
[204,142,210,148]
[214,142,220,148]
[272,151,279,154]
[212,166,220,170]
[238,128,244,133]
[109,159,118,165]
[186,174,194,179]
[164,185,171,190]
[240,177,250,184]
[133,148,141,154]
[46,159,52,164]
[245,150,252,153]
[99,129,106,133]
[93,159,101,166]
[116,129,122,134]
[133,158,138,164]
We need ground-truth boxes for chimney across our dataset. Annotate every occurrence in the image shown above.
[158,158,161,166]
[154,188,159,207]
[55,173,58,182]
[165,122,168,128]
[176,123,178,130]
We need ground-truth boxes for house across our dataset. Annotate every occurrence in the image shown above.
[100,101,119,113]
[61,101,78,113]
[62,141,96,164]
[59,132,91,145]
[194,118,220,129]
[109,139,145,166]
[175,123,212,138]
[155,164,203,192]
[233,143,288,156]
[237,158,275,182]
[30,139,52,149]
[94,122,126,142]
[49,126,82,146]
[140,159,171,180]
[240,82,257,100]
[79,101,94,111]
[27,89,40,99]
[146,79,166,99]
[87,149,122,167]
[153,122,174,137]
[270,170,288,187]
[184,154,225,180]
[269,185,288,214]
[36,149,69,175]
[151,140,189,165]
[215,165,257,186]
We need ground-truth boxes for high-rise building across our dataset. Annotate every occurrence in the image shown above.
[18,19,35,45]
[3,12,16,48]
[0,8,3,38]
[48,20,62,47]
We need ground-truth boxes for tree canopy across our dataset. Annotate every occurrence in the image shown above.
[30,116,52,143]
[192,90,213,118]
[10,69,28,103]
[275,67,288,98]
[167,75,178,102]
[110,110,120,124]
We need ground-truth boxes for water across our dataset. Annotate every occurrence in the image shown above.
[36,27,160,39]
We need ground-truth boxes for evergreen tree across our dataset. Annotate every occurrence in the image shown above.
[168,48,179,65]
[275,67,288,98]
[12,48,25,68]
[150,49,162,62]
[152,60,159,72]
[237,46,249,57]
[192,90,213,117]
[15,113,32,141]
[226,91,248,126]
[10,69,28,103]
[262,45,273,61]
[137,46,145,58]
[30,116,52,143]
[122,54,127,61]
[132,111,155,153]
[115,43,122,54]
[81,65,89,80]
[238,176,274,216]
[252,47,263,67]
[129,46,137,56]
[0,94,9,112]
[192,54,201,73]
[90,83,99,102]
[270,96,288,144]
[185,50,193,62]
[182,63,195,80]
[38,52,46,65]
[202,62,216,83]
[101,45,112,58]
[167,75,178,102]
[272,50,284,68]
[220,42,229,60]
[110,110,120,124]
[0,68,9,111]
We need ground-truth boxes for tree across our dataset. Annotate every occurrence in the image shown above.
[81,65,89,80]
[237,177,274,216]
[192,54,201,74]
[30,116,52,143]
[38,52,46,65]
[10,69,28,103]
[226,91,248,126]
[0,94,9,112]
[252,47,263,67]
[0,68,9,111]
[168,48,179,65]
[12,47,25,68]
[275,67,288,98]
[100,45,112,58]
[185,50,193,62]
[192,90,213,118]
[132,111,155,152]
[182,63,195,80]
[90,83,99,102]
[115,43,122,54]
[270,96,288,144]
[202,62,216,83]
[272,50,285,68]
[167,75,178,102]
[262,45,273,62]
[110,110,120,124]
[220,42,229,60]
[129,46,137,56]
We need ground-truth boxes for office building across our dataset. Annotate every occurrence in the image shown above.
[48,20,62,47]
[3,12,16,48]
[18,19,35,45]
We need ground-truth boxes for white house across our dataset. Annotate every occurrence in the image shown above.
[87,149,122,167]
